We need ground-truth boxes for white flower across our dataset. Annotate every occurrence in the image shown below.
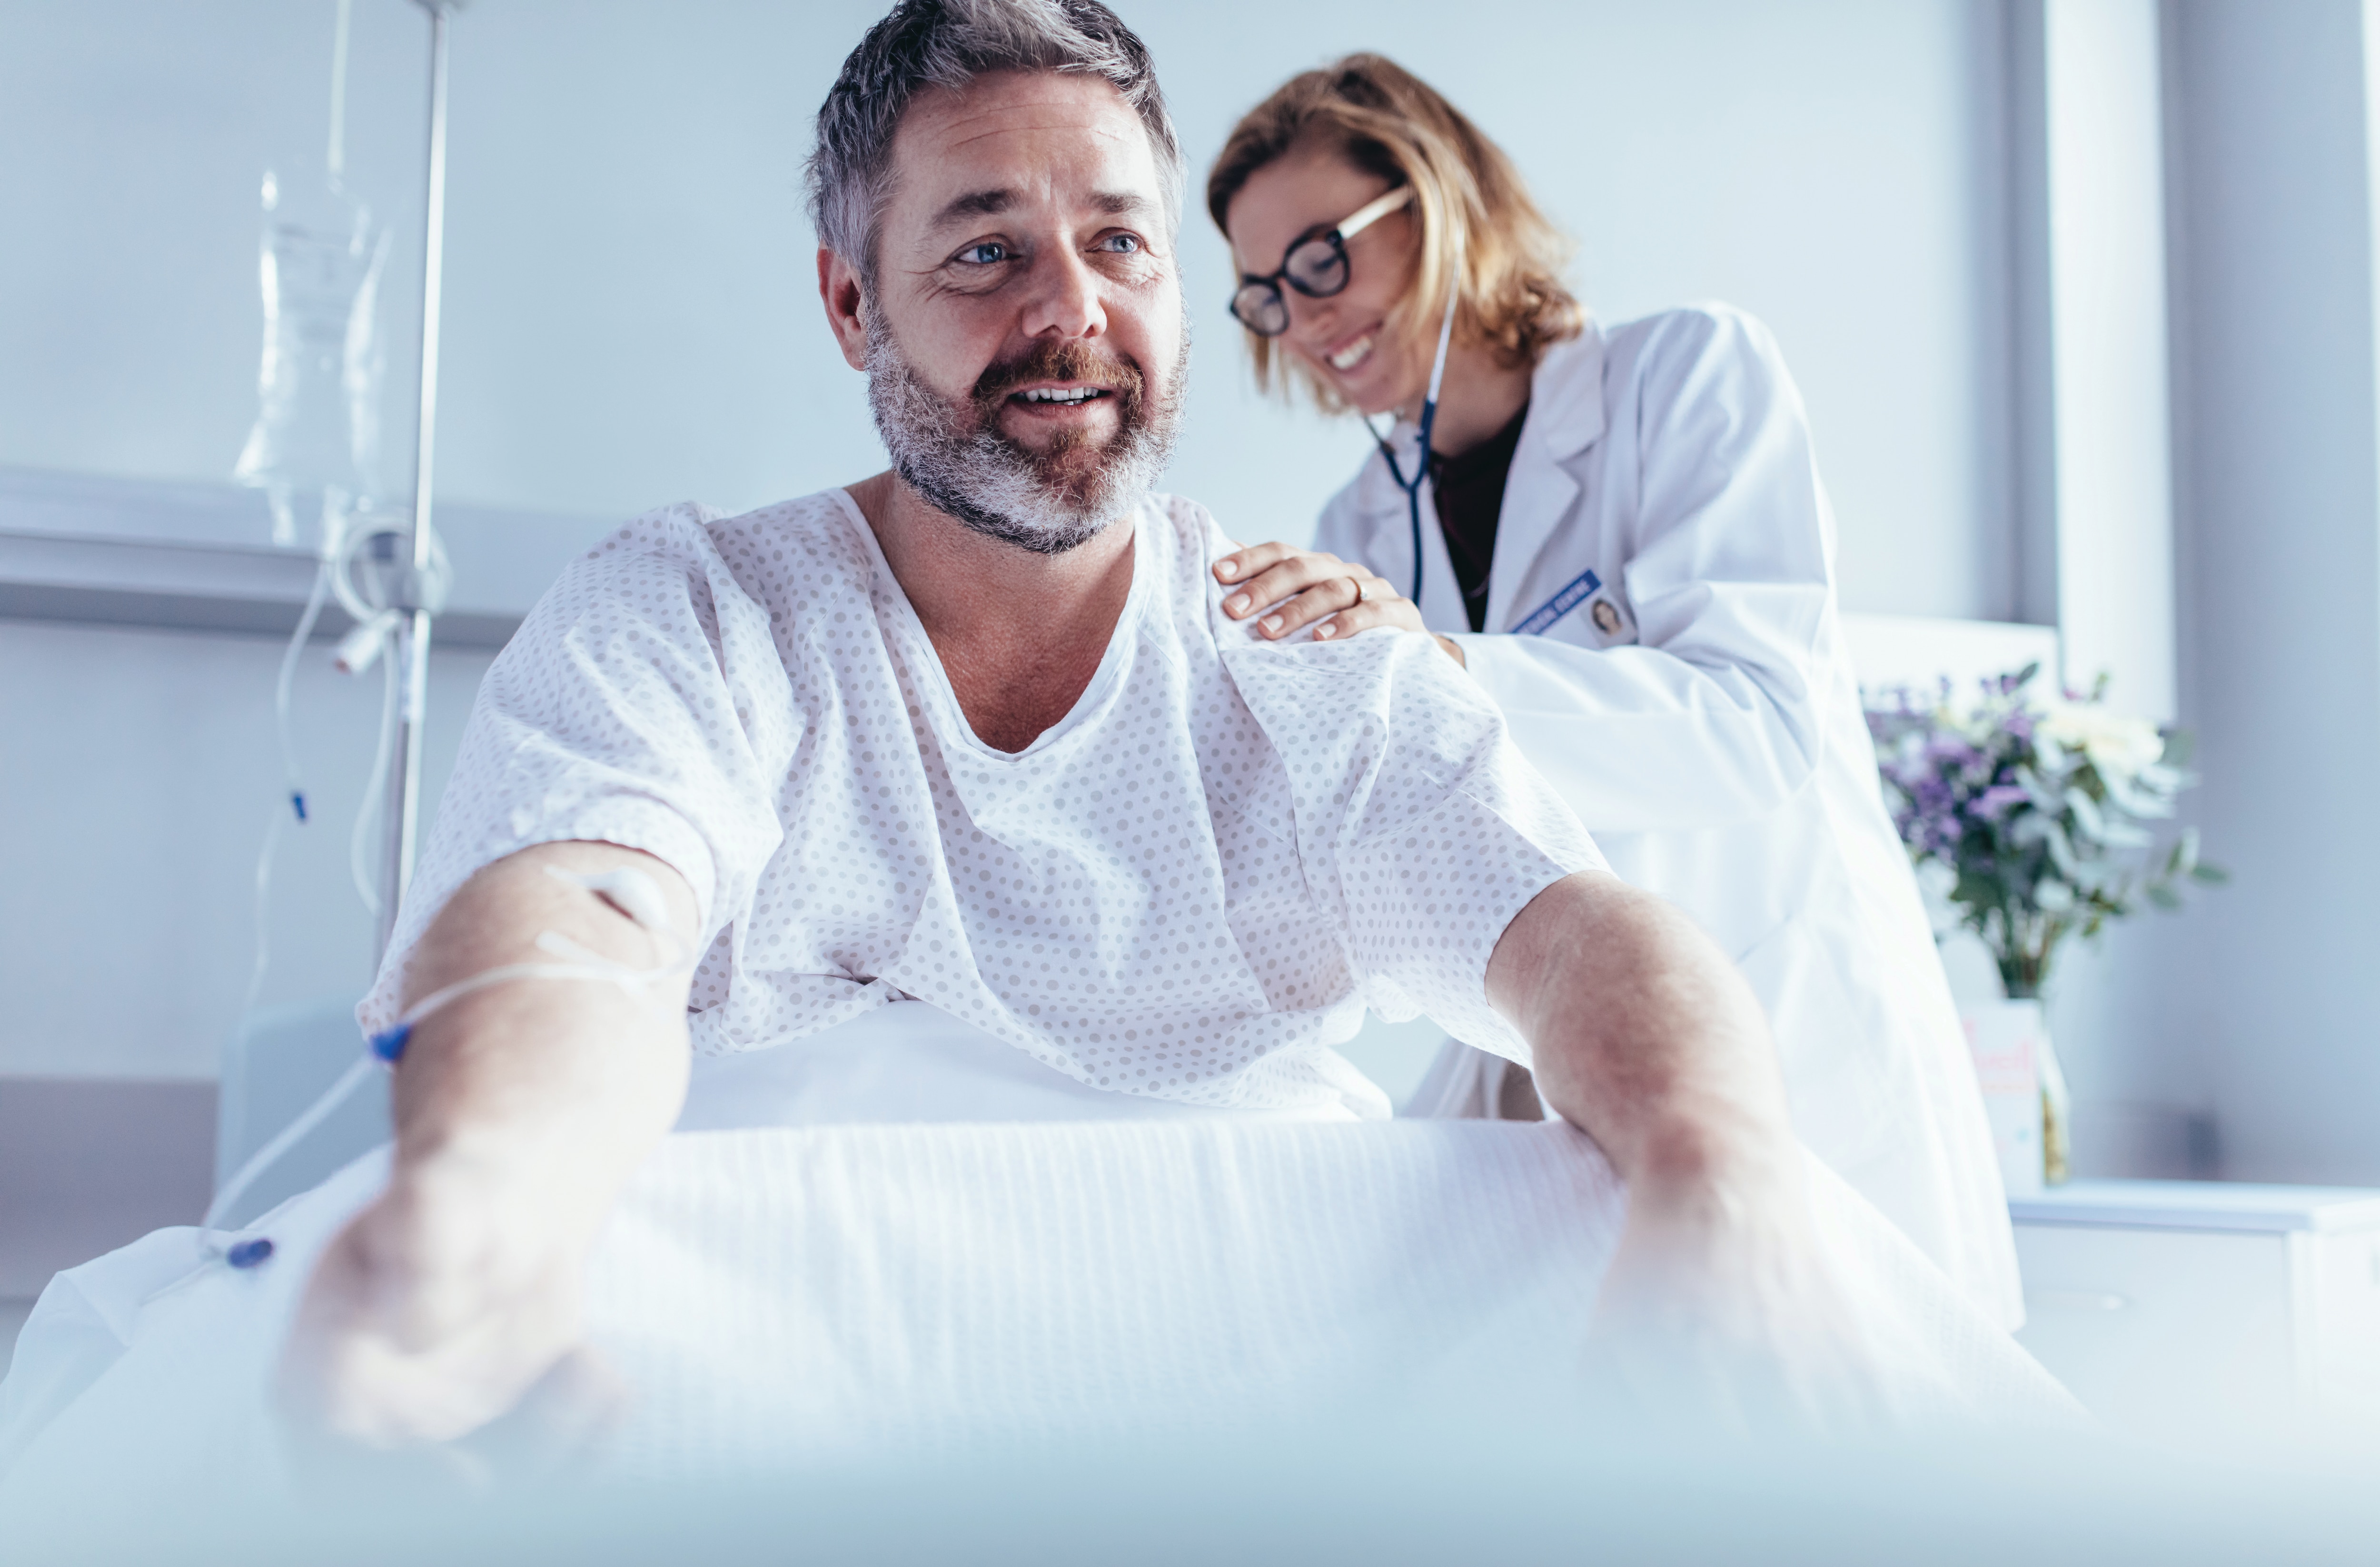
[2038,704,2165,779]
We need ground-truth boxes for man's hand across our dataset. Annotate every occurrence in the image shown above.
[276,842,697,1468]
[1587,1143,1886,1433]
[1487,871,1881,1429]
[279,1150,605,1452]
[1213,541,1465,666]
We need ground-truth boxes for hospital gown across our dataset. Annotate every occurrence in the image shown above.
[364,488,1605,1115]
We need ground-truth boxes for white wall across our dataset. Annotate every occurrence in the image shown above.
[2050,0,2380,1185]
[0,0,2023,1082]
[0,621,492,1078]
[4,0,2371,1184]
[0,0,2017,616]
[2041,0,2178,722]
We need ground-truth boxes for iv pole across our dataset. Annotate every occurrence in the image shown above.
[378,0,464,963]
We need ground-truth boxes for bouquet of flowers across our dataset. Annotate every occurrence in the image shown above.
[1866,665,2224,1000]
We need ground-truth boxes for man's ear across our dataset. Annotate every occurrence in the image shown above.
[818,247,870,372]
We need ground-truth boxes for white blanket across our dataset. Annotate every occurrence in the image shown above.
[0,1118,2071,1500]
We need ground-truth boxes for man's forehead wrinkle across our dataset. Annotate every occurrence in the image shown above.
[890,89,1135,205]
[883,77,1173,250]
[918,186,1155,236]
[917,70,1140,133]
[912,81,1145,159]
[935,119,1139,168]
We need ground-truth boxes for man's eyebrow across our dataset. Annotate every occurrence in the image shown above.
[925,187,1161,229]
[931,188,1018,227]
[1088,189,1158,219]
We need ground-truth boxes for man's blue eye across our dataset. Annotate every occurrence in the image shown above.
[960,243,1009,265]
[1101,234,1141,253]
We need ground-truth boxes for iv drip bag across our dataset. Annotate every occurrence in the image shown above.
[233,171,389,555]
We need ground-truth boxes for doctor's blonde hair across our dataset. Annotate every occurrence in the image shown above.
[1206,54,1583,408]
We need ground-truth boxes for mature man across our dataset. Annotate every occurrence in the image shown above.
[279,0,1855,1448]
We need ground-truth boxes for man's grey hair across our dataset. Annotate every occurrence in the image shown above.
[805,0,1183,278]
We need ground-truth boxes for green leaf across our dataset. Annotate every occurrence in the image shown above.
[2065,787,2106,843]
[2190,863,2231,886]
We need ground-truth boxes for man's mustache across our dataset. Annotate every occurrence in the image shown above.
[971,340,1145,414]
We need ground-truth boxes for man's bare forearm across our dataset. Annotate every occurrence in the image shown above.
[386,841,699,1244]
[278,841,702,1449]
[1486,871,1882,1421]
[1485,870,1794,1186]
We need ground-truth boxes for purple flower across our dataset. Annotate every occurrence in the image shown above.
[1924,735,1982,769]
[1972,784,2030,822]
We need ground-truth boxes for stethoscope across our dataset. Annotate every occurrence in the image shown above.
[1365,266,1463,608]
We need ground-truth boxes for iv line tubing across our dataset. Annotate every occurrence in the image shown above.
[352,646,400,917]
[199,869,690,1246]
[235,561,334,1049]
[203,1056,375,1235]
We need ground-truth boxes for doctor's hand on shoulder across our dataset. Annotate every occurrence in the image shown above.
[1214,540,1466,667]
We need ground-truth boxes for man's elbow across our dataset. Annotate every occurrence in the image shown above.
[1485,870,1728,1029]
[1484,870,1789,1173]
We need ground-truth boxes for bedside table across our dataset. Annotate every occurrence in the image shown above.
[2010,1180,2380,1428]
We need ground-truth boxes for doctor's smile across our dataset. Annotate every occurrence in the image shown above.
[1325,331,1378,372]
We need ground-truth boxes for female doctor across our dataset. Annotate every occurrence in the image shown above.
[1206,55,2021,1328]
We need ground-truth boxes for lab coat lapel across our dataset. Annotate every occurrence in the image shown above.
[1484,328,1606,634]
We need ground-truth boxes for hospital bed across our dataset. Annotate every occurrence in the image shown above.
[2,1025,2073,1514]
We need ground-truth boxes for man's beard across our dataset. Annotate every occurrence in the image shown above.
[863,303,1189,556]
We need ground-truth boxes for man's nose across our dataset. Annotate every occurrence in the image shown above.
[1019,245,1108,340]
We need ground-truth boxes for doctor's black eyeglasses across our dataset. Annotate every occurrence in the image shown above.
[1228,186,1415,337]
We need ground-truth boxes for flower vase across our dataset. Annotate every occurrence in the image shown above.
[1959,998,2071,1193]
[2033,1013,2073,1186]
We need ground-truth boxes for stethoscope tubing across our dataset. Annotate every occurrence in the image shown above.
[1368,271,1463,607]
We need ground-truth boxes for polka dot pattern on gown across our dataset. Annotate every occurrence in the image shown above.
[364,490,1603,1114]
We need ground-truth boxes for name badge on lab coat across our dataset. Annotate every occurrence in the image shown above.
[1513,567,1637,647]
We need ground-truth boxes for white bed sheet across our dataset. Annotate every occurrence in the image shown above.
[671,997,1367,1130]
[0,1002,2074,1503]
[0,1125,2073,1501]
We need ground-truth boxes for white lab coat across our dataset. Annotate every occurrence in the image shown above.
[1317,306,2023,1329]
